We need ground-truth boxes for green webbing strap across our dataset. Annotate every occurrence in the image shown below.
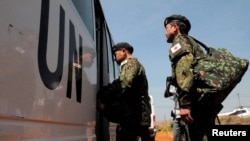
[189,36,209,52]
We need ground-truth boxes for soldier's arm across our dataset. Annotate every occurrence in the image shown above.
[103,60,140,98]
[120,62,139,88]
[175,53,194,107]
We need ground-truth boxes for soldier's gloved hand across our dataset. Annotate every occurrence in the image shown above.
[96,85,112,111]
[97,100,105,111]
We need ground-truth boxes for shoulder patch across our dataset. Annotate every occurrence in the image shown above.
[171,43,182,54]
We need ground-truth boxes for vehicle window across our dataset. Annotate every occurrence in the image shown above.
[72,0,94,39]
[238,110,246,114]
[104,24,119,81]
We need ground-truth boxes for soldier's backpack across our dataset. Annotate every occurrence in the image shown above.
[96,82,124,123]
[190,36,249,106]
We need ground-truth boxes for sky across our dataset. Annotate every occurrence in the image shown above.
[100,0,250,121]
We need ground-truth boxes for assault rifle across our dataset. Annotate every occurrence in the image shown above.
[164,76,175,98]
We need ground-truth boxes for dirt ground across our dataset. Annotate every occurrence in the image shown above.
[155,132,173,141]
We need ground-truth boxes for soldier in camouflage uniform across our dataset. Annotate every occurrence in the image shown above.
[98,42,151,141]
[164,15,218,141]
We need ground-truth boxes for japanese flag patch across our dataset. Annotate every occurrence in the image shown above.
[170,43,182,54]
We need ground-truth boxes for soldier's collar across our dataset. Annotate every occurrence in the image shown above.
[120,59,128,69]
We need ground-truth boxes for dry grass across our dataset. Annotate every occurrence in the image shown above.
[155,120,174,141]
[216,115,250,125]
[156,116,250,132]
[155,116,250,141]
[155,120,174,132]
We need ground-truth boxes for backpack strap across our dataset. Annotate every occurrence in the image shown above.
[189,36,209,52]
[189,36,219,57]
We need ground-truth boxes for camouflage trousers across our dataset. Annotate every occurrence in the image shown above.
[116,124,150,141]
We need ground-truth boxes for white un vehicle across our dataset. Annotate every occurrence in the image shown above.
[149,95,157,141]
[0,0,119,140]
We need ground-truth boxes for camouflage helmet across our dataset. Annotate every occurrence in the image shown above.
[164,14,191,33]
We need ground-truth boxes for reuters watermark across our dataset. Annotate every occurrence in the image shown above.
[209,125,250,140]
